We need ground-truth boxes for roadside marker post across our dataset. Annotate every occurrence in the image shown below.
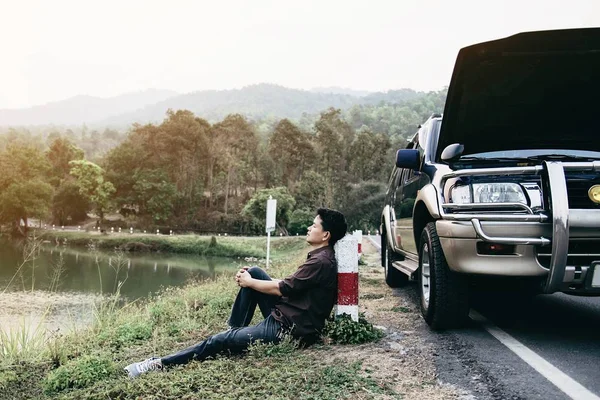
[335,234,359,322]
[265,196,277,269]
[353,230,363,260]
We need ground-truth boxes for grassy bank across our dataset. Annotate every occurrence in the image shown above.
[0,243,396,400]
[36,230,308,259]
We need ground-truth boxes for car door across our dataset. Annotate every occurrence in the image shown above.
[387,167,403,251]
[396,168,420,256]
[393,123,431,258]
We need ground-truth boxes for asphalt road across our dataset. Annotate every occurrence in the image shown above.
[367,235,600,400]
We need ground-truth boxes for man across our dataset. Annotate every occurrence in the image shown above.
[125,208,347,378]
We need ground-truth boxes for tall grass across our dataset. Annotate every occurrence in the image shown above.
[0,238,65,363]
[0,313,48,363]
[91,249,130,329]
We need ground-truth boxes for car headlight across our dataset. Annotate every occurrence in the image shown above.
[450,183,527,204]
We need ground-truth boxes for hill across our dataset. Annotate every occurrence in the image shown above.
[0,89,178,126]
[0,84,444,128]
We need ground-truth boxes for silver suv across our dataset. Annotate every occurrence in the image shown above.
[380,28,600,330]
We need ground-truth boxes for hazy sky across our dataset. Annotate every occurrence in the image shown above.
[1,0,599,109]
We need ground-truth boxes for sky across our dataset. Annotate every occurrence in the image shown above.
[1,0,599,109]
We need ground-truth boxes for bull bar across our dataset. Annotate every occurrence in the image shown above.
[438,161,600,293]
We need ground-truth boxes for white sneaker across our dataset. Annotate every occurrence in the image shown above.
[124,357,163,378]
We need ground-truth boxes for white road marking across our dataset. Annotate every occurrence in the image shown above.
[470,310,600,400]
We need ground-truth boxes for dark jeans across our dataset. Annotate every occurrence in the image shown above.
[161,267,283,366]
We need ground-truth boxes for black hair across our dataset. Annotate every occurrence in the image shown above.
[316,208,348,247]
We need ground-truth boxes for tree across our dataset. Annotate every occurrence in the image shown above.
[268,119,314,189]
[242,187,296,235]
[51,181,90,225]
[69,160,115,221]
[338,181,387,231]
[0,180,53,235]
[211,114,259,214]
[104,138,145,212]
[0,144,53,235]
[46,137,85,186]
[294,171,328,210]
[348,128,391,181]
[132,169,177,223]
[288,208,314,236]
[313,108,355,205]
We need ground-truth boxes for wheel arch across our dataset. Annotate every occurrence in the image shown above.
[413,201,436,252]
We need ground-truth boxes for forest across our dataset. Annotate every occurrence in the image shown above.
[0,87,447,236]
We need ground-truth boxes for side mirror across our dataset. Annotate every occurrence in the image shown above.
[396,149,420,169]
[441,143,465,162]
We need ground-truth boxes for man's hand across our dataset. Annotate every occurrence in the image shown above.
[233,266,282,296]
[235,268,252,287]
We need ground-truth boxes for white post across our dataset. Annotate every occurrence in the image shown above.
[265,195,277,269]
[334,234,359,322]
[266,231,271,269]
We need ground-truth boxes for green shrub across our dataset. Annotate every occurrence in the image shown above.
[323,313,384,344]
[44,355,116,394]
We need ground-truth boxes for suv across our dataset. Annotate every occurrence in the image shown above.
[380,28,600,330]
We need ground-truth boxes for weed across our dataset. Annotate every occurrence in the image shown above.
[44,354,117,394]
[323,313,385,345]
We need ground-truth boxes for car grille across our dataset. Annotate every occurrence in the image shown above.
[536,240,600,268]
[566,177,600,209]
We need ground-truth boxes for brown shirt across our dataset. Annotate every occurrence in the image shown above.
[271,246,337,338]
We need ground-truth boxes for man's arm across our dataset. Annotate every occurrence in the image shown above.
[236,270,282,296]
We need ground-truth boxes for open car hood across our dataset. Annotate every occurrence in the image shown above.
[436,28,600,161]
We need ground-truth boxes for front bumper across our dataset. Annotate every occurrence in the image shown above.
[437,161,600,294]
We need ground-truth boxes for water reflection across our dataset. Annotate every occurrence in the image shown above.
[0,242,239,301]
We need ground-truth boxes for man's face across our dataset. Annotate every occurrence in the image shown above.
[306,215,329,245]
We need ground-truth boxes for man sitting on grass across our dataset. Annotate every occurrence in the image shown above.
[125,208,347,377]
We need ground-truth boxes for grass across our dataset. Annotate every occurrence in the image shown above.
[0,238,394,399]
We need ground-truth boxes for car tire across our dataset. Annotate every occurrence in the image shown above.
[418,222,469,330]
[383,235,409,288]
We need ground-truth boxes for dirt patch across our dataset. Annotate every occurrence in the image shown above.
[308,238,464,399]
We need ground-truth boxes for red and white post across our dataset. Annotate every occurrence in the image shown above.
[334,234,359,322]
[353,230,363,260]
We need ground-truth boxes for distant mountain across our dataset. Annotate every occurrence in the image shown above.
[0,84,440,128]
[99,84,360,126]
[309,86,372,97]
[0,89,178,126]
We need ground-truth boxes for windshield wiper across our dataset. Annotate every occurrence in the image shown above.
[458,155,600,163]
[457,156,529,163]
[525,154,600,162]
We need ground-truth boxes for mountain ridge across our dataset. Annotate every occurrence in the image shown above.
[0,84,441,128]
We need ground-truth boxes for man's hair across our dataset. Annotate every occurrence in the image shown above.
[317,208,348,247]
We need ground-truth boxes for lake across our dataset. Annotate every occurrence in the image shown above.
[0,240,242,334]
[0,240,240,300]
